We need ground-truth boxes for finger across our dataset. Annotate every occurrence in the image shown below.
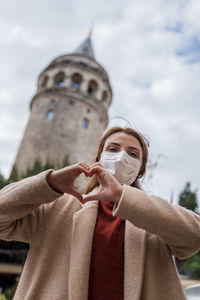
[88,165,105,177]
[68,188,83,202]
[89,162,103,168]
[75,165,90,176]
[78,161,90,171]
[83,194,99,202]
[88,166,109,186]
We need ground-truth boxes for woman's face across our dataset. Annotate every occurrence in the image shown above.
[102,132,143,163]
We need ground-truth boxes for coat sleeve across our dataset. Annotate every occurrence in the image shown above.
[0,170,62,243]
[113,185,200,259]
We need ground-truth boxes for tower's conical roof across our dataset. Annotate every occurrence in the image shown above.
[74,36,95,59]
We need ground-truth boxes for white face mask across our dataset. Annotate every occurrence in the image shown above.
[100,150,141,186]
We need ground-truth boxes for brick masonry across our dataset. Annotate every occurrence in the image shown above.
[13,50,113,184]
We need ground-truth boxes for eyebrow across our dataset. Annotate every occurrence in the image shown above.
[106,142,141,153]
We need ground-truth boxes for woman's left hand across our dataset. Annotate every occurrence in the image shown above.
[83,163,123,203]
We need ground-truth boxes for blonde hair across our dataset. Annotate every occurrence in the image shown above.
[84,127,149,194]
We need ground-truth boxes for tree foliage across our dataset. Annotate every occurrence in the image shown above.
[0,155,70,189]
[179,182,198,213]
[185,253,200,279]
[2,282,17,300]
[8,165,18,183]
[0,172,7,190]
[177,182,200,279]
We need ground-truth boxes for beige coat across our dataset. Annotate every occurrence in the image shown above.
[0,170,200,300]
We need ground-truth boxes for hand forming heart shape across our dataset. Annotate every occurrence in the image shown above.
[47,161,123,204]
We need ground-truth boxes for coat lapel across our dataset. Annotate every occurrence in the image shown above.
[124,221,146,300]
[68,198,146,300]
[68,200,98,300]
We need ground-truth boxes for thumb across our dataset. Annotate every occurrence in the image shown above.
[83,194,99,202]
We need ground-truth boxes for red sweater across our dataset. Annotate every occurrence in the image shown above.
[88,200,125,299]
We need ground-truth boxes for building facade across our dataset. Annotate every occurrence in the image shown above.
[13,36,113,179]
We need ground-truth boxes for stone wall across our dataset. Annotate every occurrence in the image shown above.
[13,53,112,179]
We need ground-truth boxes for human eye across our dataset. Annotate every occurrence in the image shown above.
[105,145,119,152]
[108,146,118,151]
[128,152,137,158]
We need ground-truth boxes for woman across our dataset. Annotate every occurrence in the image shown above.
[0,127,200,300]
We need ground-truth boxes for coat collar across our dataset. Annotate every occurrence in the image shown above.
[124,221,146,300]
[68,199,146,300]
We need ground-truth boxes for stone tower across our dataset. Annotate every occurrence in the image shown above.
[13,35,112,178]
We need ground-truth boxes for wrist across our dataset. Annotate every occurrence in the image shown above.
[114,185,123,204]
[47,171,63,194]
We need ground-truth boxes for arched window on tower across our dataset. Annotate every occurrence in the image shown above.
[68,100,74,106]
[102,90,108,101]
[45,111,55,120]
[54,72,65,87]
[41,75,49,88]
[82,118,89,129]
[88,80,98,95]
[72,73,83,90]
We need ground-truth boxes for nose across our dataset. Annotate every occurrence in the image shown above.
[121,147,127,152]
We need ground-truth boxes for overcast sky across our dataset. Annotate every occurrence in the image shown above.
[0,0,200,205]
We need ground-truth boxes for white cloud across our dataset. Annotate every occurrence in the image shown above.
[0,0,199,206]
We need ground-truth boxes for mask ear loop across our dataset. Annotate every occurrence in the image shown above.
[136,162,144,179]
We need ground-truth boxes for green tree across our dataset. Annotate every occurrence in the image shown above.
[177,182,200,278]
[4,282,18,300]
[62,155,69,168]
[44,159,56,170]
[185,253,200,279]
[0,172,7,189]
[2,155,70,187]
[179,182,198,213]
[23,159,44,178]
[8,165,18,183]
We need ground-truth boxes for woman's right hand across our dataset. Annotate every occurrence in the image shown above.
[47,161,89,202]
[83,163,123,204]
